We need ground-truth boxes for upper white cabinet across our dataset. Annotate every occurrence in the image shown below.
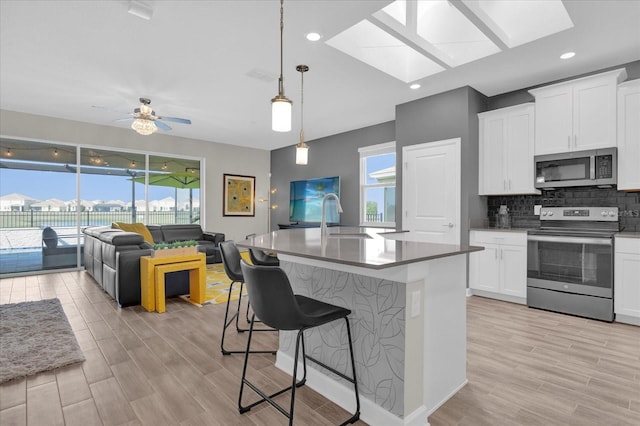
[529,69,627,155]
[617,79,640,191]
[478,103,539,195]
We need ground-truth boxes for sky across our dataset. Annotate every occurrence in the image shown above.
[0,168,194,203]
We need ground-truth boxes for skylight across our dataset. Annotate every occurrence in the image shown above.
[325,19,445,83]
[326,0,573,83]
[462,0,574,48]
[415,0,500,67]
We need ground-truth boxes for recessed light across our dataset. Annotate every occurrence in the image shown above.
[410,83,421,90]
[306,32,321,41]
[560,51,576,60]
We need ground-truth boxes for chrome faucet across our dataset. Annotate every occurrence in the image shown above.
[321,193,343,237]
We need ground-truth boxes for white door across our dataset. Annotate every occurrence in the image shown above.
[403,138,460,244]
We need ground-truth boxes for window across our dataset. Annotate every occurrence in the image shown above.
[359,142,396,227]
[0,139,202,275]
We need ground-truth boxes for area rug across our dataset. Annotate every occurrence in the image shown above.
[0,298,85,384]
[179,251,250,307]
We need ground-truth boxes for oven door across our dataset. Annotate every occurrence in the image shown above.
[527,234,613,298]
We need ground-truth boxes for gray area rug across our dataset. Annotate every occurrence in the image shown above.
[0,298,85,383]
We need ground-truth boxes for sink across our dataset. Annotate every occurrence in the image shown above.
[327,232,372,239]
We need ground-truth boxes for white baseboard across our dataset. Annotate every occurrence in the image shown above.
[275,352,431,426]
[426,379,468,416]
[615,314,640,326]
[468,288,526,305]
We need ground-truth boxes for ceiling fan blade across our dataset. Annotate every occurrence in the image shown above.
[159,116,192,125]
[113,117,135,122]
[155,120,172,131]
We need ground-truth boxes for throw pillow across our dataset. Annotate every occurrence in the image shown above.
[115,222,154,244]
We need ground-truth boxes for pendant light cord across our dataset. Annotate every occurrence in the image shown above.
[300,70,304,142]
[278,0,285,96]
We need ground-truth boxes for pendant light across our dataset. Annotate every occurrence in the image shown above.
[296,64,309,165]
[272,0,292,132]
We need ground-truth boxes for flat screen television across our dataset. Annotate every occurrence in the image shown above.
[289,176,341,224]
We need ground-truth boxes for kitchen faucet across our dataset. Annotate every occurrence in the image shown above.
[321,193,343,237]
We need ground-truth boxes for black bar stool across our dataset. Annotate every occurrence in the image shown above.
[218,241,276,356]
[238,261,360,426]
[248,247,280,266]
[245,233,280,267]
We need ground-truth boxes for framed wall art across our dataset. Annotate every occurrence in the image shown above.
[223,174,255,216]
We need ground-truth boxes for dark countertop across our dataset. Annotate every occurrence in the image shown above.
[237,227,483,270]
[616,232,640,239]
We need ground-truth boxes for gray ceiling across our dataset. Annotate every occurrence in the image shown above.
[1,0,639,151]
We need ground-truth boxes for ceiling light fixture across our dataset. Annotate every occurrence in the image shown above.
[131,118,158,135]
[306,32,321,41]
[5,148,12,157]
[53,148,59,157]
[410,83,421,90]
[272,0,292,132]
[161,162,168,170]
[295,64,309,165]
[560,51,576,59]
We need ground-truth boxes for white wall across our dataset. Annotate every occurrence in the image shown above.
[0,109,272,241]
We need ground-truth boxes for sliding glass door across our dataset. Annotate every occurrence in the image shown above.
[0,139,202,276]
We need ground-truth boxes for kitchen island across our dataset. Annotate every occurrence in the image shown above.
[238,227,482,426]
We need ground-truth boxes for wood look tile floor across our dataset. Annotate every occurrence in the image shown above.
[0,271,638,426]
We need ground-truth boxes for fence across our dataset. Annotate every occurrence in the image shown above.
[0,211,199,229]
[365,212,384,222]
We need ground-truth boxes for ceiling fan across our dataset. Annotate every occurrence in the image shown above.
[106,98,192,135]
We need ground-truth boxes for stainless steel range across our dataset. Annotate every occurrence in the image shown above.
[527,206,619,322]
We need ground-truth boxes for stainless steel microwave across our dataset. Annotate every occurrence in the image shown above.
[534,148,617,189]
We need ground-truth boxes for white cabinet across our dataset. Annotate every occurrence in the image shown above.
[617,80,640,191]
[614,237,640,326]
[478,103,539,195]
[469,230,527,304]
[529,69,627,155]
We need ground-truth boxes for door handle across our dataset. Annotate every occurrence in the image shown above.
[442,223,454,228]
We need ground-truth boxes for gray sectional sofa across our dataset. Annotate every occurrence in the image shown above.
[83,224,225,307]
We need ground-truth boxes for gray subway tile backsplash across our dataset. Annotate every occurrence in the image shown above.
[486,187,640,232]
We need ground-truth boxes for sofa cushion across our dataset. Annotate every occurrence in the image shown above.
[83,226,112,238]
[99,231,145,246]
[160,224,203,242]
[147,225,163,243]
[115,222,154,244]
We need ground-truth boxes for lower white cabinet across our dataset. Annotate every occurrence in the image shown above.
[614,237,640,325]
[469,230,527,304]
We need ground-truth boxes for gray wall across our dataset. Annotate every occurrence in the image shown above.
[270,121,395,228]
[269,87,488,244]
[395,86,488,245]
[0,110,272,242]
